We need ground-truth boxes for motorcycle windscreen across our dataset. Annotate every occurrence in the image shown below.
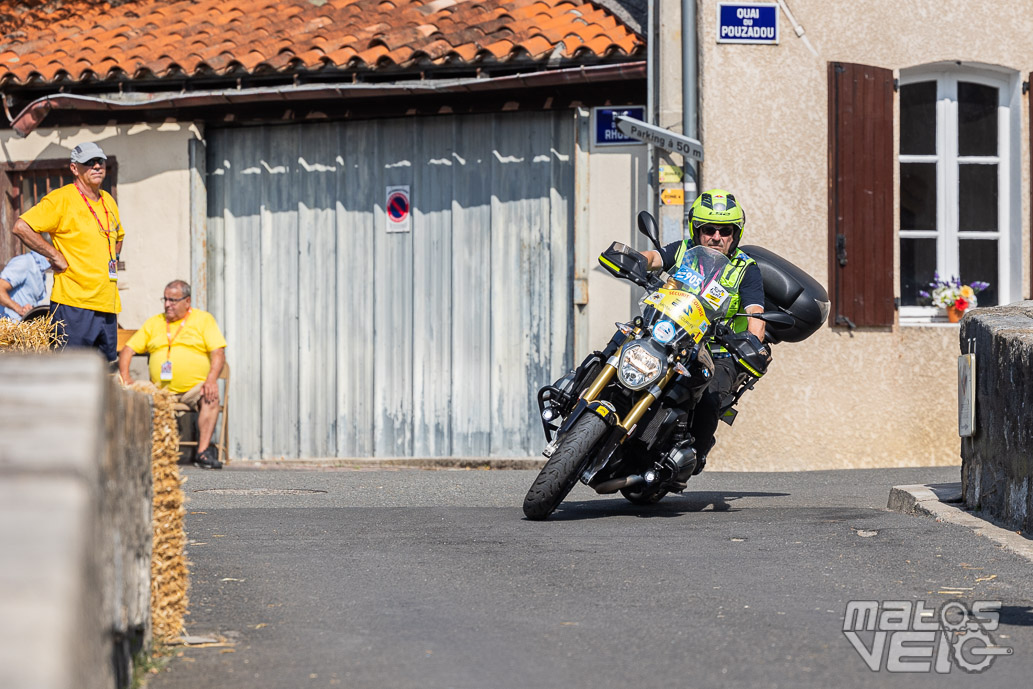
[642,289,710,343]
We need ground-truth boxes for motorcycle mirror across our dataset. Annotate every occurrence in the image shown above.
[636,211,662,251]
[750,311,795,327]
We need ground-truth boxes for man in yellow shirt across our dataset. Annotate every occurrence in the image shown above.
[12,142,124,362]
[119,280,228,470]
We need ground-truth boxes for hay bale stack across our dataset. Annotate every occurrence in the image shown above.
[0,317,62,353]
[130,381,190,642]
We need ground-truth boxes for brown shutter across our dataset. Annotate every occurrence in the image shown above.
[827,62,895,328]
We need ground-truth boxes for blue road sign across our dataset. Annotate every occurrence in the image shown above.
[717,2,778,44]
[594,107,646,147]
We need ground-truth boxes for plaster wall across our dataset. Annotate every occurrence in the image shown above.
[688,0,1032,469]
[584,134,650,358]
[0,122,202,328]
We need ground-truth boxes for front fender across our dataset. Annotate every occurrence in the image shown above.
[559,399,619,438]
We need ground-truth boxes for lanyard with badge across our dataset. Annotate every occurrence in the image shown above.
[161,309,191,381]
[74,182,117,281]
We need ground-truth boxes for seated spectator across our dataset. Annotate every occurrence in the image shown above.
[0,251,50,321]
[118,279,227,469]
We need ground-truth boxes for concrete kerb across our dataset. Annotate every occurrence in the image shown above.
[223,457,548,471]
[889,483,1033,564]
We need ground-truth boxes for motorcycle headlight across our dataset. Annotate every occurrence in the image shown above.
[618,343,664,390]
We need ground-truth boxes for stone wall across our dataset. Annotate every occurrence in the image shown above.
[960,302,1033,532]
[0,352,154,689]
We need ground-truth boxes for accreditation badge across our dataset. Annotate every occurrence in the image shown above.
[160,360,173,381]
[108,260,118,281]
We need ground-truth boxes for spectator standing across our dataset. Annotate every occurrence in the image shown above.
[0,251,49,320]
[118,280,227,470]
[12,142,123,361]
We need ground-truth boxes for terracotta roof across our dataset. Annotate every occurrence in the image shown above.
[0,0,643,87]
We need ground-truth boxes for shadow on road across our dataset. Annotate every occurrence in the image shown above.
[543,490,790,521]
[1000,606,1033,627]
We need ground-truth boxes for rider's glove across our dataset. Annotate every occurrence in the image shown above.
[729,331,771,378]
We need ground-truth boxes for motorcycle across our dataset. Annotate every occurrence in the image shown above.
[522,211,829,520]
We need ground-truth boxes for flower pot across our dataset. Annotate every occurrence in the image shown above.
[947,305,964,323]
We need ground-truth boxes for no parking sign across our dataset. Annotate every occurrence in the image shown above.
[386,185,411,233]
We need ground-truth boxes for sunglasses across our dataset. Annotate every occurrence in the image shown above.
[77,158,106,168]
[161,296,188,304]
[698,224,734,238]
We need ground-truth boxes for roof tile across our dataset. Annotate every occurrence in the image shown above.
[0,0,642,86]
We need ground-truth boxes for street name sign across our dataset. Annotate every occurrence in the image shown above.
[717,2,779,44]
[594,106,646,146]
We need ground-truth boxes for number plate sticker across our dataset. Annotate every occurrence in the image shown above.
[672,265,705,291]
[702,280,729,309]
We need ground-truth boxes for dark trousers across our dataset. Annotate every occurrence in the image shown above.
[49,302,118,363]
[690,356,743,458]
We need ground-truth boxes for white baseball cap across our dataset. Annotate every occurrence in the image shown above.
[70,142,107,163]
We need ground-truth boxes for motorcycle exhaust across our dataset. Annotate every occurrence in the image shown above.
[593,474,645,494]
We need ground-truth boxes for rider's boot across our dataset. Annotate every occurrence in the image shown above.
[691,438,714,475]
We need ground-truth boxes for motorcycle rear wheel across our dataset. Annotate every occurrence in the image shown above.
[523,414,608,520]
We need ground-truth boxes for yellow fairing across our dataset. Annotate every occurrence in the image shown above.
[643,289,709,342]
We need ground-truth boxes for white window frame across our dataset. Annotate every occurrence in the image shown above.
[898,63,1022,324]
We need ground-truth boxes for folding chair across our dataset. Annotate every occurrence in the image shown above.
[174,362,230,464]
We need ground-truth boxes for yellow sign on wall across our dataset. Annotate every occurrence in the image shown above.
[659,165,684,183]
[660,188,685,205]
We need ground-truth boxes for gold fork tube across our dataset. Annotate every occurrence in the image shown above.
[582,364,617,402]
[582,332,637,402]
[618,368,676,431]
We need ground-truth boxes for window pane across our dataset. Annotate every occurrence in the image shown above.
[900,81,936,155]
[900,238,937,306]
[959,239,998,306]
[958,163,997,231]
[900,163,936,231]
[958,82,997,157]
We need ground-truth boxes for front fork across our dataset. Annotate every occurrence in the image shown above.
[546,331,673,449]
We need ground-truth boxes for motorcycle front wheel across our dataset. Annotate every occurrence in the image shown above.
[522,413,608,520]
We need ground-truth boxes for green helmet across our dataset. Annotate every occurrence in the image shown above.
[688,189,746,253]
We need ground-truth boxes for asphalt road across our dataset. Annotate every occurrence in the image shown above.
[148,466,1033,689]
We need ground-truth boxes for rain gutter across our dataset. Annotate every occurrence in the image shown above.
[9,61,646,136]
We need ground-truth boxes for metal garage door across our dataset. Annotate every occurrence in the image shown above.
[206,111,575,460]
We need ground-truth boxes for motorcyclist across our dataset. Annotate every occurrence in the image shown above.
[639,189,769,475]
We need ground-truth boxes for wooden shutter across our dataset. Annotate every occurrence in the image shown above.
[828,62,895,328]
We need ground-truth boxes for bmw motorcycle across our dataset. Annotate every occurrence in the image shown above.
[522,211,829,520]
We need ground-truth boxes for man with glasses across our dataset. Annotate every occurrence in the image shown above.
[639,189,768,476]
[119,280,227,469]
[11,142,123,362]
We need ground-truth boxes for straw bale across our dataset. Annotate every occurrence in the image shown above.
[129,381,190,642]
[0,316,63,353]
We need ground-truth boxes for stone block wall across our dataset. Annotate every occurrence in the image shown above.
[0,352,154,689]
[960,301,1033,532]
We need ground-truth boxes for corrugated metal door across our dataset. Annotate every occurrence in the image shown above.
[206,112,575,459]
